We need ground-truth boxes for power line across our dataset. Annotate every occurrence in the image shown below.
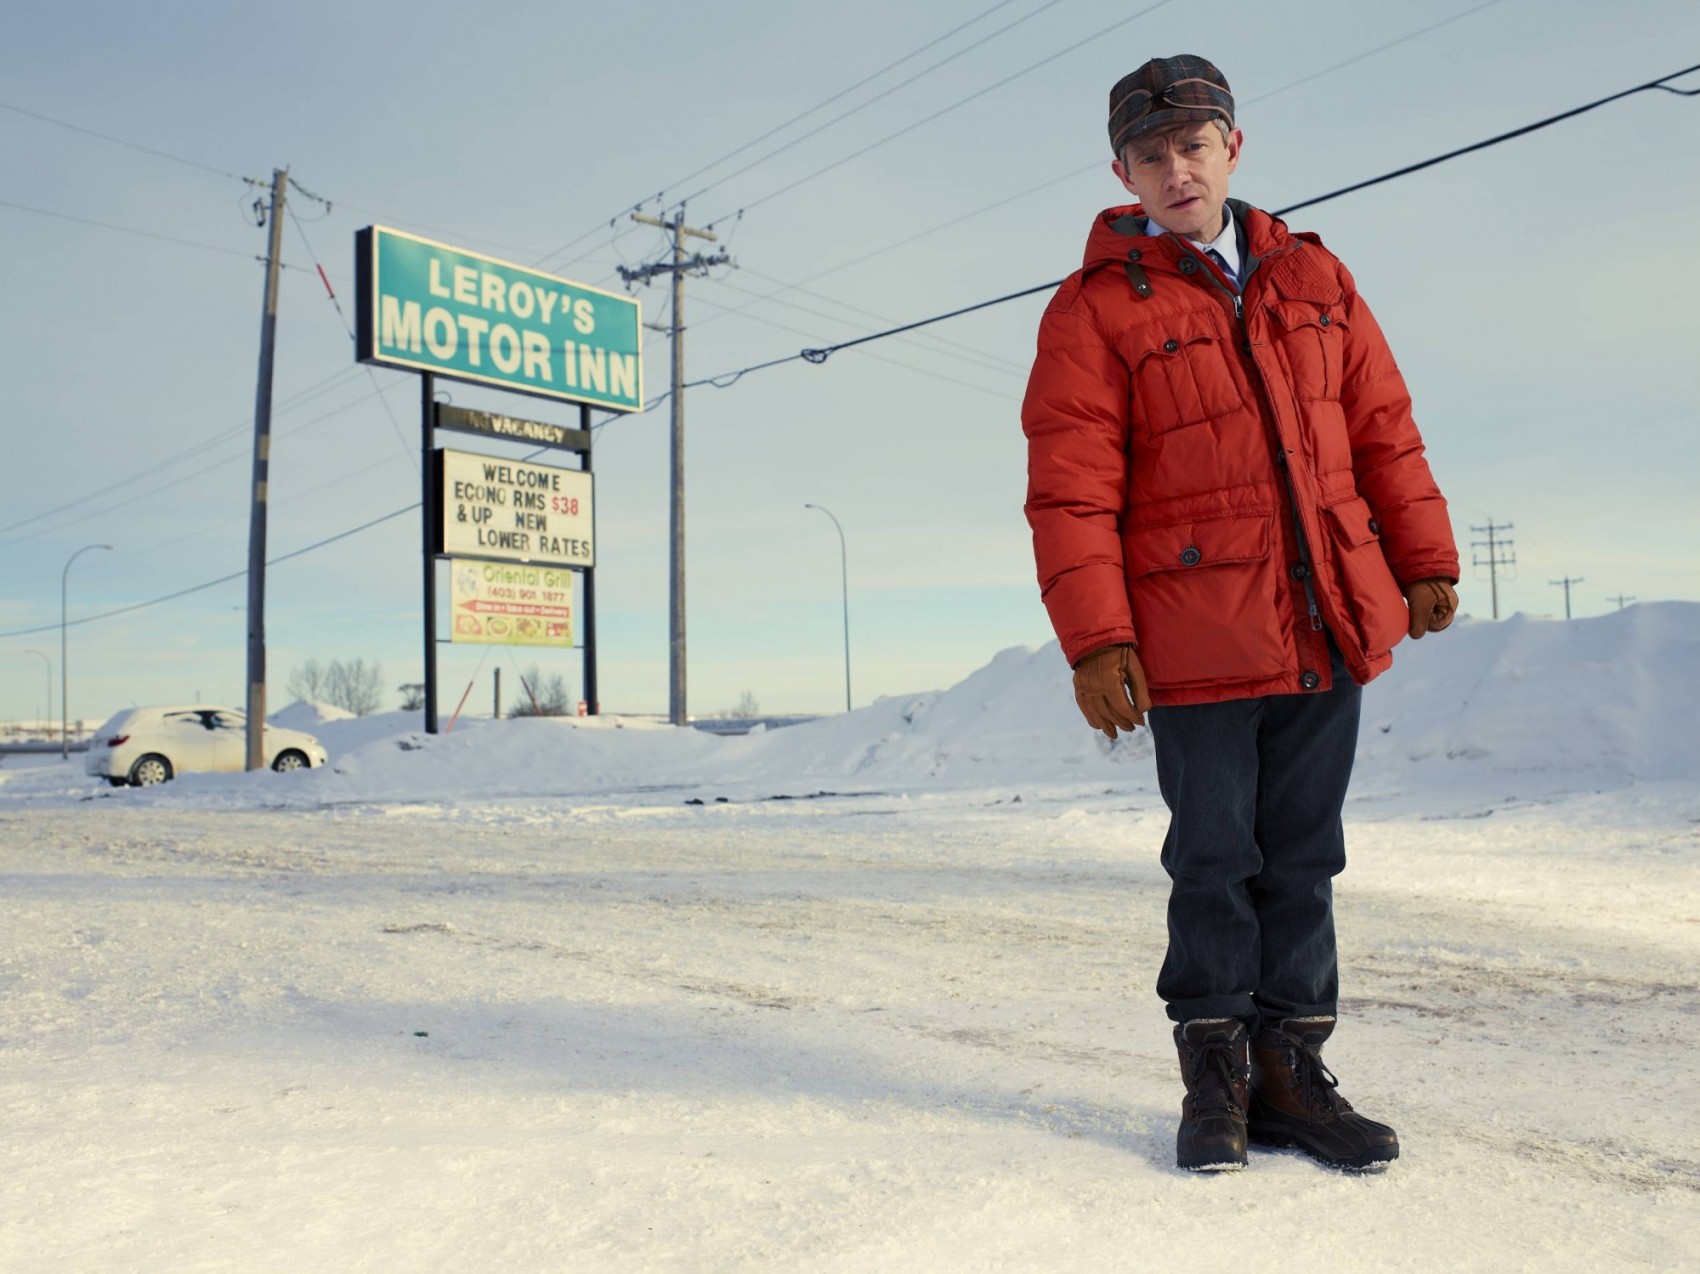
[690,294,1019,401]
[692,0,1515,338]
[8,372,430,592]
[779,280,1056,377]
[526,0,1046,271]
[730,266,1031,374]
[632,276,1055,413]
[35,448,417,587]
[0,504,421,640]
[632,277,1056,409]
[1,96,575,267]
[677,61,1700,397]
[0,366,367,543]
[674,0,1038,207]
[287,203,420,473]
[1,97,572,260]
[0,195,284,265]
[326,200,557,259]
[1248,0,1509,108]
[0,376,405,553]
[0,99,248,181]
[1277,64,1700,218]
[701,0,1178,225]
[705,273,1027,378]
[678,0,1072,212]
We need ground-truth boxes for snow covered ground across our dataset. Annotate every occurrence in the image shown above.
[3,605,1697,1270]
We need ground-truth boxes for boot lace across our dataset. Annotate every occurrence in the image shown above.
[1285,1036,1342,1119]
[1188,1038,1245,1112]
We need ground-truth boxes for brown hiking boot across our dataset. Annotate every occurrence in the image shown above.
[1248,1017,1399,1171]
[1173,1018,1250,1172]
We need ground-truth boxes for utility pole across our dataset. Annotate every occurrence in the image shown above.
[1470,519,1516,620]
[618,205,731,726]
[1549,575,1585,620]
[245,168,288,771]
[1606,593,1636,611]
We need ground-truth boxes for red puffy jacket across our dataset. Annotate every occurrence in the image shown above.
[1023,200,1458,706]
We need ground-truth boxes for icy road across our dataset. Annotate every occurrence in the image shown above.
[3,777,1696,1271]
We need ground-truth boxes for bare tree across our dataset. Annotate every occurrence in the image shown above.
[325,658,384,716]
[397,683,425,711]
[720,690,760,718]
[510,664,570,717]
[287,658,329,703]
[289,657,384,715]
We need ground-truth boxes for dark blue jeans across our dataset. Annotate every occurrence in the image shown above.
[1145,640,1361,1029]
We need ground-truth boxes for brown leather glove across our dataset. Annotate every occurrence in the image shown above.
[1404,578,1459,638]
[1072,644,1152,738]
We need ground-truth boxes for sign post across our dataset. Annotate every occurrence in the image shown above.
[421,374,439,733]
[580,403,597,715]
[358,227,639,732]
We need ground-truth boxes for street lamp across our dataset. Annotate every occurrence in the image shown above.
[803,504,852,713]
[22,650,52,738]
[62,543,112,758]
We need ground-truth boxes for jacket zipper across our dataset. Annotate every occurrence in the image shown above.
[1173,236,1325,633]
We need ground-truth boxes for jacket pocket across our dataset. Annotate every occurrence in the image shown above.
[1128,318,1243,436]
[1269,301,1346,401]
[1321,497,1407,657]
[1123,513,1288,687]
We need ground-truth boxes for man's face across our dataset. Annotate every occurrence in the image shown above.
[1111,122,1242,241]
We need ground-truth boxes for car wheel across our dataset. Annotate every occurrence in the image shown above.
[272,749,309,773]
[128,754,173,786]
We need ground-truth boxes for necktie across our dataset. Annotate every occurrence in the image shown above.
[1206,248,1233,285]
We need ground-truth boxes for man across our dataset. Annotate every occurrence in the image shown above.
[1021,55,1459,1173]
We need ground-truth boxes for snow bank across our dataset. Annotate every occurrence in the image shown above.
[14,603,1696,810]
[269,699,355,731]
[1357,602,1700,785]
[774,600,1700,793]
[296,707,425,756]
[314,713,727,804]
[745,643,1154,784]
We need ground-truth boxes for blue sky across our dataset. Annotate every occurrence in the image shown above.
[3,0,1697,722]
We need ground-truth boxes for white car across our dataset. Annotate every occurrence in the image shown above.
[85,706,329,786]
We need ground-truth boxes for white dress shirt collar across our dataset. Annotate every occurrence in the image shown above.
[1145,204,1240,284]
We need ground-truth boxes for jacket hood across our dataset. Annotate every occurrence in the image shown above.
[1080,198,1313,273]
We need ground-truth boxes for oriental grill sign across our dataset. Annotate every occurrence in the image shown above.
[356,226,642,411]
[450,559,574,648]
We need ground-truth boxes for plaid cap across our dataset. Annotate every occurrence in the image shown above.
[1108,55,1234,155]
